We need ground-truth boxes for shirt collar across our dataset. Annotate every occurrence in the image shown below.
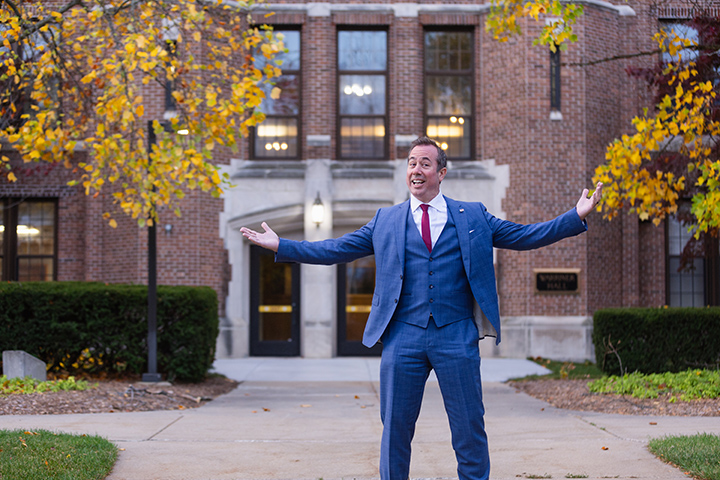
[411,191,446,213]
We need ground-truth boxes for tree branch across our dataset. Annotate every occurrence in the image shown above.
[565,49,664,67]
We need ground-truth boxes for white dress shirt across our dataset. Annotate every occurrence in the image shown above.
[410,192,448,249]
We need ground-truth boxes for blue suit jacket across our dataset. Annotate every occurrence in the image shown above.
[276,196,587,348]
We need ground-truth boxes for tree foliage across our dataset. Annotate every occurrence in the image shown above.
[0,0,283,226]
[593,17,720,237]
[489,0,720,238]
[486,0,584,51]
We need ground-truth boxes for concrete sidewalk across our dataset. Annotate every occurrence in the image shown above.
[1,357,718,480]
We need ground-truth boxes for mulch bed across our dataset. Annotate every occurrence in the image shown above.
[0,375,239,415]
[510,379,720,416]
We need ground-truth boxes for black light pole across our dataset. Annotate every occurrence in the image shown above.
[142,120,165,383]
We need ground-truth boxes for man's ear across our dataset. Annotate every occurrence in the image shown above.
[438,167,447,182]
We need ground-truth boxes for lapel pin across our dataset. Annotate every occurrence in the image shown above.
[459,208,464,213]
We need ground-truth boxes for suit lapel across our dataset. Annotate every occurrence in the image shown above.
[394,201,409,267]
[446,197,471,277]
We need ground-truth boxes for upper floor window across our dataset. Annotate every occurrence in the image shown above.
[424,30,473,159]
[1,198,57,281]
[253,29,301,159]
[164,40,178,113]
[0,23,48,130]
[338,29,387,159]
[660,21,699,64]
[550,48,561,112]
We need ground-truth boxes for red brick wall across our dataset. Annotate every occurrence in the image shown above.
[1,0,674,324]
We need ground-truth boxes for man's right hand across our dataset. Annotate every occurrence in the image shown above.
[240,222,280,252]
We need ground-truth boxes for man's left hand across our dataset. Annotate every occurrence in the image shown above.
[576,182,603,221]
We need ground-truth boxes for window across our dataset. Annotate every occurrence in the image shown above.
[550,48,561,112]
[0,23,47,130]
[338,29,387,159]
[164,40,177,113]
[667,214,705,306]
[253,29,301,159]
[660,21,699,64]
[424,30,473,159]
[666,203,720,306]
[1,198,57,281]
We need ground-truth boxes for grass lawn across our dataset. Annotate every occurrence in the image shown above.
[649,433,720,480]
[0,429,117,480]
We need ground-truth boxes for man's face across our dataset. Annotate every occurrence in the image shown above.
[406,144,447,203]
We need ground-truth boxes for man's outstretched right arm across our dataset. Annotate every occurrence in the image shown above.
[240,222,279,252]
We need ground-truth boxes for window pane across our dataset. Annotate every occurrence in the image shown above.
[0,201,4,254]
[277,30,301,70]
[258,75,300,115]
[661,22,698,63]
[550,49,561,111]
[338,31,387,71]
[426,116,470,158]
[17,257,53,282]
[426,76,472,115]
[18,201,55,256]
[256,30,301,72]
[339,75,385,115]
[340,118,385,158]
[425,31,472,72]
[667,213,706,307]
[255,118,298,158]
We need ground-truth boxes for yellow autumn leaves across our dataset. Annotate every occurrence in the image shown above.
[486,0,583,51]
[0,0,284,227]
[593,30,720,234]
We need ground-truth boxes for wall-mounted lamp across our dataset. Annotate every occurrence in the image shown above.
[164,224,173,235]
[311,192,325,228]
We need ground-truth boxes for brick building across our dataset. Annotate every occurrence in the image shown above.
[1,0,712,360]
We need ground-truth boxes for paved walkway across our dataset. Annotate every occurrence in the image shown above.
[1,357,719,480]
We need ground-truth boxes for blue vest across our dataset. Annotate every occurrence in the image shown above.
[394,207,475,328]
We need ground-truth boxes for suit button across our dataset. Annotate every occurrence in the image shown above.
[429,285,434,289]
[429,298,434,303]
[394,298,398,303]
[429,257,433,261]
[429,271,434,275]
[400,274,403,280]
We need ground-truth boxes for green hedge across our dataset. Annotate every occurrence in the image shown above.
[593,307,720,375]
[0,282,218,382]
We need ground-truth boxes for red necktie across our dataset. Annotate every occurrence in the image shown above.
[420,204,432,253]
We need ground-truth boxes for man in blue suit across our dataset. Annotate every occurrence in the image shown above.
[241,136,602,480]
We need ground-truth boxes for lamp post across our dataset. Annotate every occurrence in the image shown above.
[142,119,172,383]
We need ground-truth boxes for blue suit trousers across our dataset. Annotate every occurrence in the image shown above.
[379,317,490,480]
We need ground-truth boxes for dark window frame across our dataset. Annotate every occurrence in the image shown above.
[423,27,475,160]
[665,203,720,307]
[550,47,561,112]
[164,39,178,113]
[250,26,303,161]
[1,197,58,282]
[336,26,389,160]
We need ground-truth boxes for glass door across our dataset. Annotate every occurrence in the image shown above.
[250,246,300,356]
[337,256,381,356]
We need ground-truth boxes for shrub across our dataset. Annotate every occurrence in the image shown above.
[593,307,720,375]
[0,282,218,382]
